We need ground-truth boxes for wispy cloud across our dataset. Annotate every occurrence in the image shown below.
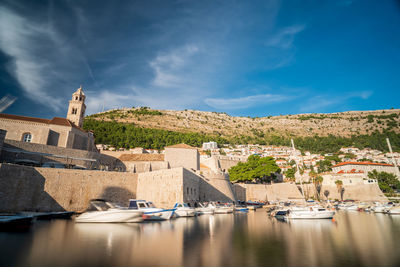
[205,93,290,110]
[0,6,64,110]
[149,45,199,88]
[265,25,305,49]
[300,90,373,112]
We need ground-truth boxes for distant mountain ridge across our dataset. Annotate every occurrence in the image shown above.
[86,107,400,139]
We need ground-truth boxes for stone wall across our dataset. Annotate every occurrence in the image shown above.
[302,184,387,202]
[165,147,200,171]
[1,139,123,170]
[200,171,236,202]
[233,183,305,202]
[137,167,200,208]
[0,129,5,157]
[0,163,138,212]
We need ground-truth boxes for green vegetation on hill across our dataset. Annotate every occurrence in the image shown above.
[83,119,228,149]
[84,119,400,153]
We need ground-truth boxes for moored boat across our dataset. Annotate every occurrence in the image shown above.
[285,206,335,220]
[173,203,196,217]
[75,199,144,223]
[195,203,215,215]
[129,199,175,220]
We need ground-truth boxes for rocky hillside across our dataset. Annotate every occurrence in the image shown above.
[86,107,400,139]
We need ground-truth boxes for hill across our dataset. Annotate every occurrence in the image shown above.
[83,107,400,153]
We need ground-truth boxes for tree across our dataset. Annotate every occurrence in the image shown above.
[317,160,332,173]
[368,170,400,194]
[324,190,330,200]
[313,175,323,199]
[229,155,281,183]
[284,168,296,182]
[335,180,344,201]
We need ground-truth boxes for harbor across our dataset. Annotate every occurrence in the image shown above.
[1,208,400,267]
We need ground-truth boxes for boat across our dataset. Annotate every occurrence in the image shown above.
[371,202,393,213]
[234,204,249,213]
[75,199,144,223]
[284,206,335,220]
[386,206,400,215]
[195,202,215,215]
[212,202,234,214]
[173,203,196,217]
[128,199,175,220]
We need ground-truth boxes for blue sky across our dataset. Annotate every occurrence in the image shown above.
[0,0,399,118]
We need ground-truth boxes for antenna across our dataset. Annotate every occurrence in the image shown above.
[386,138,400,180]
[291,139,305,200]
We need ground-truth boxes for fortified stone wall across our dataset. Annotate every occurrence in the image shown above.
[136,167,199,208]
[200,171,236,202]
[0,129,5,156]
[233,183,304,202]
[1,140,123,170]
[0,163,138,212]
[302,184,387,202]
[165,147,200,171]
[218,158,242,172]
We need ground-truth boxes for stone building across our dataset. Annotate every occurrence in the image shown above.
[0,87,95,151]
[332,161,399,179]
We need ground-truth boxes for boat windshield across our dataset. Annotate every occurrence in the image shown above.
[183,203,189,208]
[88,201,114,211]
[147,202,156,208]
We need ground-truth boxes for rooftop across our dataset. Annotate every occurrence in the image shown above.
[332,161,394,168]
[165,143,197,149]
[0,113,85,132]
[119,154,164,161]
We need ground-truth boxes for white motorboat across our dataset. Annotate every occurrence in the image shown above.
[285,206,335,220]
[173,203,196,217]
[386,206,400,215]
[128,199,175,220]
[212,203,234,214]
[195,203,215,215]
[371,202,393,213]
[75,199,144,223]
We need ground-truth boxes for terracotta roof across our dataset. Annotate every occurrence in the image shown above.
[0,113,50,124]
[165,143,197,149]
[332,161,393,168]
[119,154,164,161]
[0,113,86,132]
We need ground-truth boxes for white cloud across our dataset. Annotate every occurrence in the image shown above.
[265,25,305,49]
[149,45,200,88]
[205,93,290,110]
[0,6,64,110]
[300,90,373,112]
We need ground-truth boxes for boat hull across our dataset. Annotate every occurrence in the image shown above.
[75,210,144,223]
[286,210,335,219]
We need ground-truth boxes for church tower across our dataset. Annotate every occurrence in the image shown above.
[67,86,86,128]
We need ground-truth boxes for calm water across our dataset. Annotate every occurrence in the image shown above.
[1,211,400,267]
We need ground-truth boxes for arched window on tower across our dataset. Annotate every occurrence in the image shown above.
[22,133,32,143]
[75,96,78,100]
[72,108,77,114]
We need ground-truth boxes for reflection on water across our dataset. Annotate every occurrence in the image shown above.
[1,212,400,267]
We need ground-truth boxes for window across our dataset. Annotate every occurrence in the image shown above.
[75,96,78,100]
[72,108,77,114]
[22,133,32,143]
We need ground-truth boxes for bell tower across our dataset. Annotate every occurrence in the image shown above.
[67,86,86,128]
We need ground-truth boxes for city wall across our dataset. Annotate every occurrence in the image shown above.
[0,163,138,212]
[302,184,388,202]
[234,183,304,202]
[1,140,123,170]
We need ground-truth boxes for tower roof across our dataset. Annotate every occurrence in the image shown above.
[73,86,85,96]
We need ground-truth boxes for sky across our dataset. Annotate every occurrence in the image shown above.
[0,0,399,119]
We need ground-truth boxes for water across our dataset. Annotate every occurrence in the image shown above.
[1,211,400,267]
